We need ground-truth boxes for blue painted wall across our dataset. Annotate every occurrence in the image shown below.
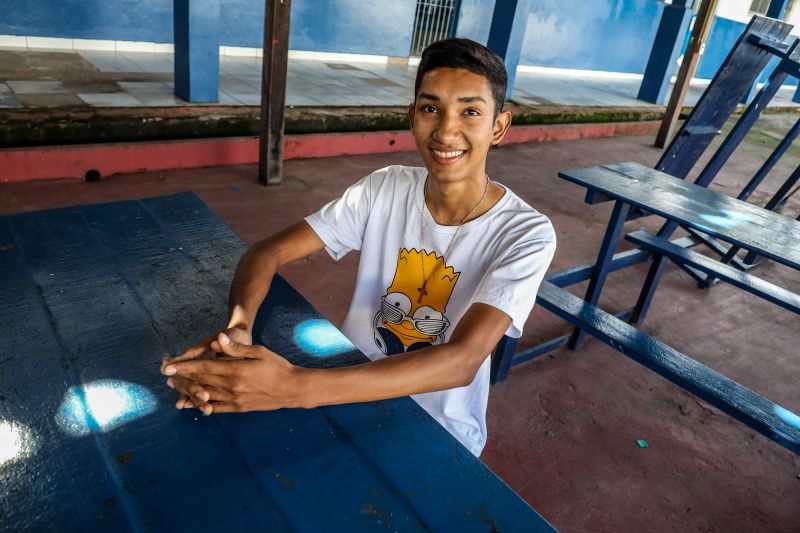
[219,0,263,47]
[695,16,745,79]
[289,0,416,56]
[454,0,496,44]
[0,0,173,43]
[0,0,417,57]
[517,0,665,73]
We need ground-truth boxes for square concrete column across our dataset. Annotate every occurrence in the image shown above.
[487,0,532,102]
[638,0,693,105]
[174,0,220,102]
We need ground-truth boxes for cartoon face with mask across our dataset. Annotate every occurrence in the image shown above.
[373,248,460,355]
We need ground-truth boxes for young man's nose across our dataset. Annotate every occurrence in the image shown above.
[433,112,461,141]
[400,319,415,330]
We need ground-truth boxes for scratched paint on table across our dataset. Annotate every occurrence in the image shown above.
[55,379,158,436]
[293,318,356,357]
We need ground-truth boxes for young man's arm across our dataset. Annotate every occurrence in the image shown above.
[163,220,325,409]
[225,221,326,334]
[161,302,511,413]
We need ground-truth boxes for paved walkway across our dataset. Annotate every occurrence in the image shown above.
[2,47,800,109]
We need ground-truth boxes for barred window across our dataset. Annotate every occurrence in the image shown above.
[410,0,460,56]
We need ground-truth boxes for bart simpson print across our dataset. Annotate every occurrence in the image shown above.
[373,248,460,355]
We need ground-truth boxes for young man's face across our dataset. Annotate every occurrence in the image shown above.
[409,67,511,184]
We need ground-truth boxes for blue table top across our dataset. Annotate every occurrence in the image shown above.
[558,161,800,271]
[0,192,554,532]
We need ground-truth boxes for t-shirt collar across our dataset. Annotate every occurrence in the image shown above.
[418,170,509,235]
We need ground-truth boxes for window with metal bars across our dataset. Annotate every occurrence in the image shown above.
[410,0,460,56]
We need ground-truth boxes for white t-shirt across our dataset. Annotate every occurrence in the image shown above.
[305,165,556,455]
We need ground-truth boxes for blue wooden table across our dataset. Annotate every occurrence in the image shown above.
[0,192,555,532]
[539,161,800,455]
[558,161,800,330]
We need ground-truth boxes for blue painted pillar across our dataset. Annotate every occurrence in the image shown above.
[173,0,220,103]
[486,0,532,101]
[767,0,789,18]
[637,0,693,104]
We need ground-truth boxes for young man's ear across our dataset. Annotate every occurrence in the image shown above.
[408,102,416,129]
[491,110,512,146]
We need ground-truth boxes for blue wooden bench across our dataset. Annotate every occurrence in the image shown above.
[626,229,800,315]
[534,281,800,456]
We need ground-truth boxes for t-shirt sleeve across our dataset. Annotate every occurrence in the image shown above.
[304,168,385,261]
[473,224,556,338]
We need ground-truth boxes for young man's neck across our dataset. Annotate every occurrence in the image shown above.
[425,168,501,226]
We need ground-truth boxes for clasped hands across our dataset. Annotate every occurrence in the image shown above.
[160,328,308,415]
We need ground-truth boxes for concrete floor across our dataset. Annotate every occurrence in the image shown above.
[2,46,800,109]
[1,125,799,531]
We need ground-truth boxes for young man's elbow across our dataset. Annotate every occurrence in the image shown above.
[450,343,492,388]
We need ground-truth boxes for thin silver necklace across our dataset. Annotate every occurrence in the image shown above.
[417,175,490,303]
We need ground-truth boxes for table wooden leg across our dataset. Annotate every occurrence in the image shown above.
[630,254,668,325]
[569,200,630,349]
[630,215,692,323]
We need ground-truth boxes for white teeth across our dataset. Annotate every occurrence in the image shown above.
[432,149,465,159]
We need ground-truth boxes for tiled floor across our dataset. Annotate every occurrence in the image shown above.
[3,46,799,109]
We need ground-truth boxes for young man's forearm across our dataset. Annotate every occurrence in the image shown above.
[226,221,327,333]
[295,340,486,409]
[289,302,512,409]
[226,240,280,333]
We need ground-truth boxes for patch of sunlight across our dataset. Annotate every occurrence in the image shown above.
[293,318,355,358]
[56,379,158,437]
[0,420,36,467]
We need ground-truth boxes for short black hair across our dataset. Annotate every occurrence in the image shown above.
[414,38,508,116]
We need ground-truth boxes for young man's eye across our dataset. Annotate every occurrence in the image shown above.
[422,105,437,113]
[464,109,480,116]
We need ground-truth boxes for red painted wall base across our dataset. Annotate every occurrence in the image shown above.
[0,121,659,183]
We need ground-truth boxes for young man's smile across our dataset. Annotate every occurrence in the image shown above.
[429,147,467,165]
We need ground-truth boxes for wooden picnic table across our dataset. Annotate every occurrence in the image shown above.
[0,192,554,532]
[563,162,800,269]
[558,161,800,329]
[535,161,800,455]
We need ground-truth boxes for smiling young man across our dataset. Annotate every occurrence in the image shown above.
[161,38,556,456]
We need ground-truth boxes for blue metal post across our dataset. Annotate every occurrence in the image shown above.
[638,0,694,104]
[486,0,532,102]
[767,0,789,18]
[174,0,220,103]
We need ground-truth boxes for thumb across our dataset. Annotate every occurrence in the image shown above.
[217,332,259,359]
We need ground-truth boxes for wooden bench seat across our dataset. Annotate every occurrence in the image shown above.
[626,229,800,315]
[534,281,800,455]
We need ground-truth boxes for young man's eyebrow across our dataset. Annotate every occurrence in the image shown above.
[457,96,488,103]
[416,94,488,104]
